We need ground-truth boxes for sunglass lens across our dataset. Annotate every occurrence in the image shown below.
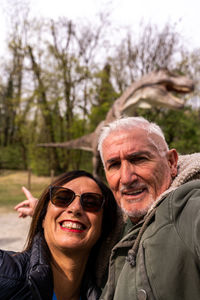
[51,187,74,207]
[82,193,104,211]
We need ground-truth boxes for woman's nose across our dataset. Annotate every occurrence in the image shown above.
[65,195,83,215]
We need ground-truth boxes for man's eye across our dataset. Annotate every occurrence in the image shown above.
[131,157,147,164]
[108,162,120,170]
[138,157,147,161]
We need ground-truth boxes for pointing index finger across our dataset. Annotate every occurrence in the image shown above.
[22,186,34,200]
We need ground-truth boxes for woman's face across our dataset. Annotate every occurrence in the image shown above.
[42,176,103,256]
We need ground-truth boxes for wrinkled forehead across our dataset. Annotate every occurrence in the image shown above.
[102,127,167,156]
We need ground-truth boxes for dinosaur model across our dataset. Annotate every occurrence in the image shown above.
[38,69,194,177]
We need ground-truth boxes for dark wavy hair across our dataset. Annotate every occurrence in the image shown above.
[25,170,117,252]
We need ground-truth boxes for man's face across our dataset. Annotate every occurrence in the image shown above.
[102,128,178,223]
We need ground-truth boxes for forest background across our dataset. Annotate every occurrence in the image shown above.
[1,0,200,182]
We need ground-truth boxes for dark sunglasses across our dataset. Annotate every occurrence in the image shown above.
[49,186,105,212]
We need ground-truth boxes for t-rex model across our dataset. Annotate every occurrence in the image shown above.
[38,69,194,177]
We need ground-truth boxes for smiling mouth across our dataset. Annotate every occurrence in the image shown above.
[60,221,86,231]
[122,188,146,197]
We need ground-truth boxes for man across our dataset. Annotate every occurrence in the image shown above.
[97,116,200,300]
[15,116,200,299]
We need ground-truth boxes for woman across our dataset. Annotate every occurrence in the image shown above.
[0,170,121,300]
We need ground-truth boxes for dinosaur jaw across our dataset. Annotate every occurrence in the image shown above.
[120,85,185,115]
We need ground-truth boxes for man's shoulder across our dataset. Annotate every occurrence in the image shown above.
[158,179,200,230]
[170,179,200,203]
[147,180,200,234]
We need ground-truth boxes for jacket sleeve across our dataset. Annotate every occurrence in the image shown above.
[0,250,30,299]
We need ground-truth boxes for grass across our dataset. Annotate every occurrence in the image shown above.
[0,170,51,211]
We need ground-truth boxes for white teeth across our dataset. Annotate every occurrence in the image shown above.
[61,222,84,230]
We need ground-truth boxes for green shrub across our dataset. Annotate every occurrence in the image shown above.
[0,146,25,170]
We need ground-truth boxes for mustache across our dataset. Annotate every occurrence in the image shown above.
[120,183,145,193]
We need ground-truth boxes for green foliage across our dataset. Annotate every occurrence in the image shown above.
[29,146,53,176]
[1,12,200,176]
[89,63,119,131]
[0,146,25,170]
[68,116,89,138]
[162,109,200,154]
[89,102,111,131]
[68,150,93,173]
[29,116,93,175]
[136,107,200,154]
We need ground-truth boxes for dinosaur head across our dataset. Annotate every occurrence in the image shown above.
[157,70,194,94]
[120,70,194,115]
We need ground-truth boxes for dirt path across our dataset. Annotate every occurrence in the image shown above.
[0,211,31,251]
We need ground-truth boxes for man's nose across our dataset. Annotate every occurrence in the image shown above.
[120,161,137,185]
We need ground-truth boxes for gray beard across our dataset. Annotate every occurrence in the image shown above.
[121,194,155,221]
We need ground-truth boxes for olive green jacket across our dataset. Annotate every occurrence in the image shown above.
[100,153,200,300]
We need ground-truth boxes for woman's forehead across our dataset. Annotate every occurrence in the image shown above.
[62,176,102,193]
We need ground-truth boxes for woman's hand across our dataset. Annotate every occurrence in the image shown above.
[14,187,38,218]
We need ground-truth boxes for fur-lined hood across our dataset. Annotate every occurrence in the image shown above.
[150,152,200,212]
[172,153,200,187]
[95,153,200,284]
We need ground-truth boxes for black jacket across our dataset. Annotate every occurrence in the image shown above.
[0,233,100,300]
[0,233,53,300]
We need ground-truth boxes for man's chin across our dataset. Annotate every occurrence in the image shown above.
[122,206,147,222]
[120,196,155,222]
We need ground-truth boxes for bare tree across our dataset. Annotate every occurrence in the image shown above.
[110,22,182,92]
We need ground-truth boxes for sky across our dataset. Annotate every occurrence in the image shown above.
[0,0,200,54]
[27,0,200,48]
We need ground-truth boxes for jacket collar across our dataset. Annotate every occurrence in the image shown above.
[149,152,200,213]
[28,232,53,299]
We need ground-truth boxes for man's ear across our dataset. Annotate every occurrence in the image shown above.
[167,149,178,178]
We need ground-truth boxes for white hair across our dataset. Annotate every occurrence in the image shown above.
[97,116,169,165]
